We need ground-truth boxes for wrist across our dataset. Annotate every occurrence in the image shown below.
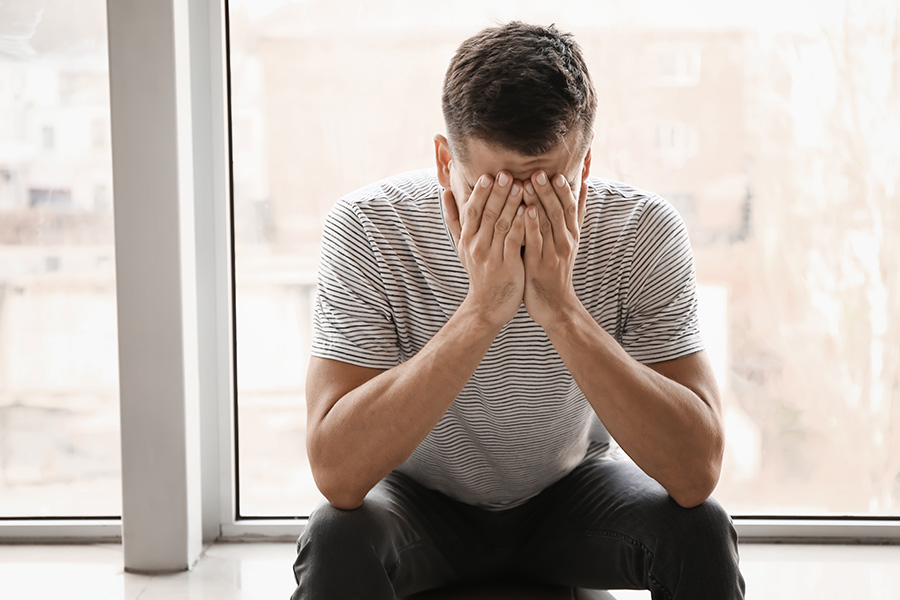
[539,294,589,337]
[456,295,511,337]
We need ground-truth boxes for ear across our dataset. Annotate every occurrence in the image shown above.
[434,133,453,188]
[577,134,593,231]
[580,133,594,183]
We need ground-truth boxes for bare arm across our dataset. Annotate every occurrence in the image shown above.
[544,313,723,508]
[306,306,499,510]
[522,170,724,508]
[307,174,526,509]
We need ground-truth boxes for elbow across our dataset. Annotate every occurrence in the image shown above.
[669,475,717,508]
[311,467,368,511]
[324,492,366,512]
[308,442,370,511]
[670,487,714,509]
[669,451,723,509]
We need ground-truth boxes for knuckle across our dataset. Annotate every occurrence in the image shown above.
[494,217,511,233]
[482,207,500,222]
[477,238,497,257]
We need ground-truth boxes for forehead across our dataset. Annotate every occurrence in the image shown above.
[455,134,583,181]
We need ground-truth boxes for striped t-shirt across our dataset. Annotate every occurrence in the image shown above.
[311,168,703,509]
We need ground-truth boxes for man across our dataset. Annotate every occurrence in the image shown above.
[292,21,745,600]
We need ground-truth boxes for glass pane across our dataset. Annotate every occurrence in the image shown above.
[0,0,120,517]
[230,0,900,517]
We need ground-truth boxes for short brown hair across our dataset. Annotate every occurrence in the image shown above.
[442,22,597,160]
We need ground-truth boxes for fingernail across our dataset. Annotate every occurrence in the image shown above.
[511,182,521,195]
[536,172,548,186]
[516,205,524,217]
[528,206,537,218]
[525,182,535,195]
[497,173,509,187]
[555,174,567,188]
[479,175,491,188]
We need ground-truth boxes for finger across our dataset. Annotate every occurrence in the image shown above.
[441,188,462,246]
[531,170,569,240]
[504,204,526,261]
[523,204,542,262]
[491,179,524,250]
[461,174,493,240]
[554,173,579,234]
[523,179,551,245]
[481,171,514,238]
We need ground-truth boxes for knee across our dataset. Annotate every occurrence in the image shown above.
[690,497,737,545]
[658,496,740,564]
[293,500,397,599]
[294,500,387,584]
[301,500,383,551]
[647,498,745,597]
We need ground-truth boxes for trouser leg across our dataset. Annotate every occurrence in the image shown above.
[290,471,515,600]
[514,457,745,600]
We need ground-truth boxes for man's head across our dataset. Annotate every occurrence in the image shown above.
[435,22,596,208]
[441,21,596,160]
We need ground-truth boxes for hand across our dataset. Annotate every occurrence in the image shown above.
[443,172,527,329]
[522,171,587,328]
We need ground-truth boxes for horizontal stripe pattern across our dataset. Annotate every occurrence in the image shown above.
[311,169,703,509]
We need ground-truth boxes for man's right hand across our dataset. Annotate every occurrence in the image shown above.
[443,172,526,329]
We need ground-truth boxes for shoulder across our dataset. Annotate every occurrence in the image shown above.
[323,169,447,261]
[584,177,687,240]
[585,177,680,221]
[331,169,442,223]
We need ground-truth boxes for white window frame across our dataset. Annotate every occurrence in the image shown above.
[0,0,897,567]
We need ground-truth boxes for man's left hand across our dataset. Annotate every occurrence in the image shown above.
[522,170,587,329]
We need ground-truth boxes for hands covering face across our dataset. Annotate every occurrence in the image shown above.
[442,170,587,330]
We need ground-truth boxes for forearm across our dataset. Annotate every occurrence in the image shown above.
[309,301,502,509]
[544,303,724,508]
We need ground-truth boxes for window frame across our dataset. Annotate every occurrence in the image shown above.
[0,0,897,561]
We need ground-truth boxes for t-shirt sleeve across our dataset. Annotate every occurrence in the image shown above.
[310,200,401,369]
[620,197,704,364]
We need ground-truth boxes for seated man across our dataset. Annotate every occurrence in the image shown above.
[291,21,745,600]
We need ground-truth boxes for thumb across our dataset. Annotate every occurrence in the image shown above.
[442,188,461,246]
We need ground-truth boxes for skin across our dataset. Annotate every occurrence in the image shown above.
[305,131,725,511]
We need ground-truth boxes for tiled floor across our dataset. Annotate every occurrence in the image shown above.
[0,542,898,599]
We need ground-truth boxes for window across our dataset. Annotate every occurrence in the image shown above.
[648,42,702,87]
[1,0,892,554]
[228,0,900,521]
[41,126,55,151]
[91,118,107,150]
[655,120,699,167]
[0,0,119,518]
[27,187,71,209]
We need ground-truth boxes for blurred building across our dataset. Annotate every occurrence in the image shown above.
[251,26,751,256]
[0,56,113,246]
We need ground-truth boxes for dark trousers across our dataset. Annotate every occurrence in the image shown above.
[291,458,746,599]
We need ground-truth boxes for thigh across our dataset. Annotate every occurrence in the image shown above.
[512,457,741,596]
[511,457,665,590]
[297,471,509,598]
